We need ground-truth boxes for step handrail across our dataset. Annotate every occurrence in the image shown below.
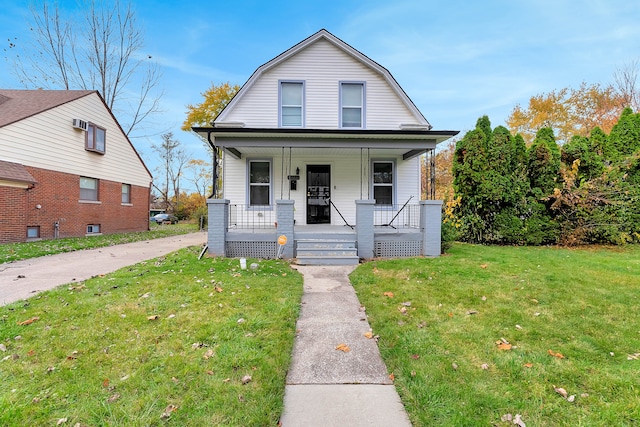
[382,196,414,229]
[329,200,355,229]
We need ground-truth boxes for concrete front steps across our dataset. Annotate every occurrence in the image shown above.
[295,239,360,265]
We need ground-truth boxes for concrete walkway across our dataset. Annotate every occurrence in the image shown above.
[0,232,206,306]
[280,265,412,427]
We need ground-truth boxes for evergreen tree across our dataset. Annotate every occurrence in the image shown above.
[527,128,561,198]
[608,107,640,160]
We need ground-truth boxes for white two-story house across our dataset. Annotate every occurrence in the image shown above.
[194,29,457,264]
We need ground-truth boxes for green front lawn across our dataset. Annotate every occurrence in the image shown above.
[0,248,303,426]
[1,223,199,263]
[350,243,640,426]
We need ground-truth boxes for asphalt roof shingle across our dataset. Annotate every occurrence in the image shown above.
[0,89,95,128]
[0,159,37,184]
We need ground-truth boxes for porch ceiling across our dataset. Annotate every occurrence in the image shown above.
[223,146,418,157]
[193,126,459,160]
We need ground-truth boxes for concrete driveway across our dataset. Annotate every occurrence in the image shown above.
[0,232,206,306]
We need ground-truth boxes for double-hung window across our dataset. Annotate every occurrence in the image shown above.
[80,177,99,201]
[122,184,131,204]
[372,161,394,205]
[248,160,271,206]
[280,81,304,127]
[86,123,106,154]
[340,82,364,128]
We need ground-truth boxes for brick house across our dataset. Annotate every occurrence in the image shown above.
[0,90,152,243]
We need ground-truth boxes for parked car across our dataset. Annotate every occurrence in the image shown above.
[152,213,178,224]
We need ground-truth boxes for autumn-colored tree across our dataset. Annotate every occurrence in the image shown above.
[506,83,625,145]
[422,142,455,200]
[182,82,240,198]
[182,82,240,141]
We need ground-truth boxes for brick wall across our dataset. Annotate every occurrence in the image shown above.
[0,166,150,243]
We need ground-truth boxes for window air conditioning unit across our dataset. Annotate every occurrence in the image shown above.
[72,118,88,131]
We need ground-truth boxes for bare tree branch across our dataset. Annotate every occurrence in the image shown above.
[8,0,162,137]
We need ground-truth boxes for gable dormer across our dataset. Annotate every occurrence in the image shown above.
[215,29,430,131]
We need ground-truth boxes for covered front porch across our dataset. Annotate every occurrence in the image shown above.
[207,198,442,264]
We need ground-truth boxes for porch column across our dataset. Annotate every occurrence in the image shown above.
[276,199,295,259]
[207,199,229,257]
[356,199,375,259]
[420,200,443,257]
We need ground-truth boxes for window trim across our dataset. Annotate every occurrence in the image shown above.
[339,81,366,129]
[279,80,305,128]
[86,123,106,154]
[86,224,101,235]
[121,183,132,205]
[79,176,99,202]
[246,158,273,208]
[371,159,396,207]
[26,226,40,240]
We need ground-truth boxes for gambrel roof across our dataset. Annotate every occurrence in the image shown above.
[216,29,430,128]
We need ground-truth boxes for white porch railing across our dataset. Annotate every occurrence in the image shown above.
[228,204,276,229]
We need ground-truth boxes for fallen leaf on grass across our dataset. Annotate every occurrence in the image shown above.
[523,363,533,368]
[480,264,488,269]
[27,349,35,356]
[335,343,350,352]
[18,317,40,326]
[203,349,215,359]
[497,342,512,350]
[214,286,223,293]
[56,418,67,426]
[383,292,394,298]
[401,301,412,307]
[548,349,565,359]
[160,404,178,419]
[481,363,489,370]
[389,373,395,381]
[398,306,408,314]
[554,387,568,398]
[501,413,526,427]
[107,393,120,403]
[364,331,373,339]
[147,315,159,321]
[66,350,79,360]
[241,375,252,384]
[466,310,479,315]
[102,379,110,388]
[411,354,420,359]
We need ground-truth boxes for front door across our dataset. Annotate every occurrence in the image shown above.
[306,165,331,224]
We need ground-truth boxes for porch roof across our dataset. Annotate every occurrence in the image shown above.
[192,126,459,159]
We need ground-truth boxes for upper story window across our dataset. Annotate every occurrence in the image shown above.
[248,160,271,206]
[280,81,304,127]
[340,82,365,128]
[86,123,106,154]
[80,176,99,201]
[372,161,394,205]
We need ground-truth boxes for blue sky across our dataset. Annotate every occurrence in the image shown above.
[2,0,639,186]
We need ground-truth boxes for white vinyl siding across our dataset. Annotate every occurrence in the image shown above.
[223,149,420,225]
[218,39,419,129]
[0,93,151,187]
[280,81,304,127]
